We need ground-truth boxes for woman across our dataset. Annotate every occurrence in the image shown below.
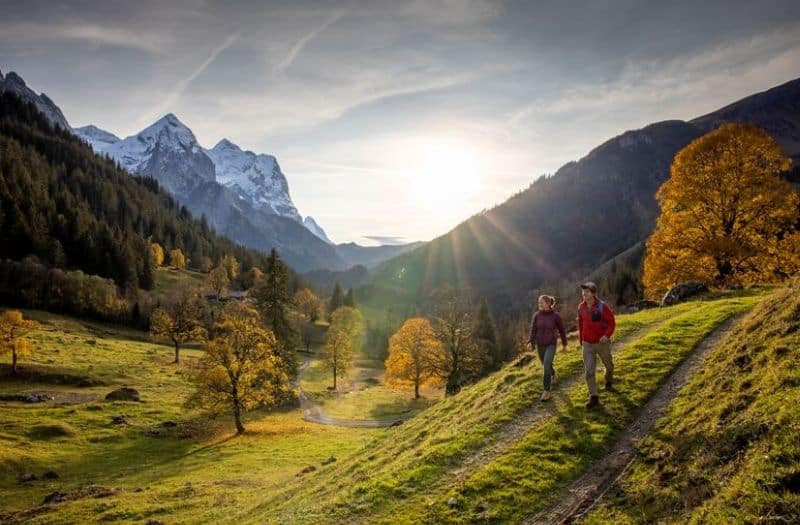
[527,295,568,401]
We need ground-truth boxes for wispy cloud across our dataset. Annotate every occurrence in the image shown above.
[143,32,239,124]
[363,236,409,245]
[0,22,167,53]
[274,10,346,74]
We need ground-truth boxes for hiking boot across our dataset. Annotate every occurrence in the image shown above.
[605,380,614,391]
[540,390,552,402]
[585,395,599,408]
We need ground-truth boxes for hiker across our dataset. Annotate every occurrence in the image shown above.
[577,281,616,408]
[527,294,568,401]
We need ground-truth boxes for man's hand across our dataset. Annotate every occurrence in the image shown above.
[599,335,610,344]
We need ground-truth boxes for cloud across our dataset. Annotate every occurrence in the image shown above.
[0,22,168,53]
[142,32,239,125]
[362,236,409,245]
[274,10,346,74]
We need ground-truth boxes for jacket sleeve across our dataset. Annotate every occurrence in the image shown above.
[528,312,537,344]
[576,306,583,343]
[556,313,567,346]
[604,304,616,338]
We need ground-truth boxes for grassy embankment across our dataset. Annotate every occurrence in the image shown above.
[234,289,766,523]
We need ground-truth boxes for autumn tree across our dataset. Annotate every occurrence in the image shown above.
[242,267,264,289]
[150,242,165,267]
[294,288,321,322]
[220,254,240,281]
[188,303,291,434]
[169,249,187,270]
[432,294,485,396]
[643,123,798,298]
[206,265,230,300]
[385,317,444,399]
[0,310,38,375]
[320,306,363,389]
[200,256,214,273]
[149,291,207,363]
[254,249,298,374]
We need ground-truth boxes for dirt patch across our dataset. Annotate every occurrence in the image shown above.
[525,314,744,525]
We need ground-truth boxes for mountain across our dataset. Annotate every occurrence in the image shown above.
[75,116,345,272]
[364,77,800,314]
[0,69,72,132]
[336,241,424,269]
[303,216,333,244]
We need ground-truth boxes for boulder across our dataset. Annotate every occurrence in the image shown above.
[105,387,140,402]
[42,470,59,480]
[661,281,709,306]
[17,472,36,483]
[43,491,68,504]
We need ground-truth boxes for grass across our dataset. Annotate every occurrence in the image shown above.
[230,292,765,524]
[582,280,800,524]
[153,267,207,295]
[0,311,376,524]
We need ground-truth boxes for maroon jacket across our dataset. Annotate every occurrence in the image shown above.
[528,309,568,349]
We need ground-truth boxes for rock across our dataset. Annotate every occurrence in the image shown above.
[146,520,164,525]
[105,387,140,402]
[43,491,68,504]
[321,456,337,466]
[0,393,53,403]
[17,472,37,483]
[447,497,459,508]
[42,470,59,480]
[110,415,128,425]
[513,352,536,367]
[661,281,709,306]
[296,465,317,476]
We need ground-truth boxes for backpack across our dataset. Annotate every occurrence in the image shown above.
[580,300,606,323]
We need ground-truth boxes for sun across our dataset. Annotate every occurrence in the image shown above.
[409,137,485,218]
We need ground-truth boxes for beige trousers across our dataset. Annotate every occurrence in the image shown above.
[582,341,613,396]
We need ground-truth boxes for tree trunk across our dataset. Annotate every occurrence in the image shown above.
[233,400,245,434]
[414,380,420,399]
[11,349,18,375]
[333,367,337,390]
[174,342,180,364]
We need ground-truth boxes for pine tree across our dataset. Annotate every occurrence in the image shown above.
[329,283,344,318]
[474,298,499,372]
[343,288,356,307]
[254,249,298,375]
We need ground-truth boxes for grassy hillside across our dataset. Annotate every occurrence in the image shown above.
[153,267,208,296]
[230,289,766,523]
[0,312,375,524]
[583,280,800,524]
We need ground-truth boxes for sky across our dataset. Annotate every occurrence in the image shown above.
[1,0,799,245]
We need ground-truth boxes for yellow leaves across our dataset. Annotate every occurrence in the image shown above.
[294,288,321,321]
[385,318,446,393]
[206,265,230,298]
[150,242,165,267]
[644,123,799,298]
[169,249,186,269]
[0,310,38,369]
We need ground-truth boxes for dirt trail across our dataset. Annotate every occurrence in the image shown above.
[296,359,403,428]
[525,314,743,525]
[450,321,670,483]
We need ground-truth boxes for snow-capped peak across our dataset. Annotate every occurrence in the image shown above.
[304,216,334,245]
[75,125,120,146]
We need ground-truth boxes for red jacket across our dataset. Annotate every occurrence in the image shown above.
[578,299,615,344]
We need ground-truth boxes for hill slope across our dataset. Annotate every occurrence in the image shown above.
[231,289,765,523]
[364,77,800,314]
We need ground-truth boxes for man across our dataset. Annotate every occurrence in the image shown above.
[577,281,616,408]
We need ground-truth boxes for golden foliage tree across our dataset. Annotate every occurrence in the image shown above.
[149,292,207,363]
[150,242,165,267]
[385,317,444,399]
[644,123,798,298]
[294,288,321,322]
[206,265,230,300]
[169,249,187,270]
[220,254,240,281]
[0,310,38,375]
[432,294,484,396]
[320,306,363,389]
[242,267,264,289]
[189,303,291,434]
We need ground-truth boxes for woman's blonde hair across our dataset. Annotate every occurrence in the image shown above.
[538,294,556,308]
